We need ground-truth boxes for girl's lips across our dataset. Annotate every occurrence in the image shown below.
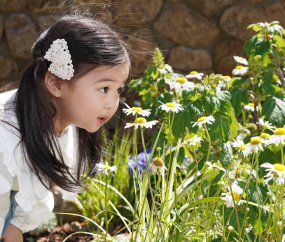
[97,117,106,124]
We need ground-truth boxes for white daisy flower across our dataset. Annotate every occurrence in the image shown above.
[192,116,215,129]
[182,135,203,146]
[96,161,117,176]
[261,163,285,186]
[205,161,225,172]
[247,137,264,153]
[151,157,167,175]
[221,184,243,208]
[260,133,271,147]
[223,76,231,82]
[122,103,151,117]
[232,65,248,76]
[233,56,248,65]
[244,103,259,112]
[231,139,251,158]
[169,77,195,93]
[158,101,184,113]
[268,128,285,146]
[124,117,158,130]
[185,71,204,80]
[256,118,275,132]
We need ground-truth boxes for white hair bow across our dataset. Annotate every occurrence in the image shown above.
[44,39,74,80]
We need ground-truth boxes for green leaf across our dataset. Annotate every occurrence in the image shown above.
[259,148,275,165]
[242,36,258,56]
[255,40,271,58]
[142,92,153,106]
[219,151,231,167]
[202,94,217,115]
[210,112,232,143]
[229,108,239,140]
[260,82,275,96]
[216,89,231,101]
[172,100,204,138]
[146,65,158,79]
[262,97,285,127]
[128,78,142,91]
[231,78,248,87]
[157,78,165,87]
[230,88,249,116]
[273,35,285,48]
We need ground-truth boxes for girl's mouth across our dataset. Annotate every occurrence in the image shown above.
[97,117,106,124]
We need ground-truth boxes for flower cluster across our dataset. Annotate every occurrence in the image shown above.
[232,56,249,76]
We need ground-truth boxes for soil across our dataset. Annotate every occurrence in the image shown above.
[23,223,94,242]
[23,223,129,242]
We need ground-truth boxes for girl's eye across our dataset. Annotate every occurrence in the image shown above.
[117,87,125,95]
[99,87,109,94]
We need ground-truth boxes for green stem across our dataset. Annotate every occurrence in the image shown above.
[203,124,211,161]
[255,152,261,242]
[104,175,109,242]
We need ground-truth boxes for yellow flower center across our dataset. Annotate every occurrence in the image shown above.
[232,192,239,201]
[190,71,198,74]
[198,117,207,122]
[251,137,262,145]
[236,65,243,69]
[260,133,270,139]
[153,157,164,167]
[104,165,110,170]
[132,107,142,112]
[166,102,175,107]
[274,163,285,171]
[224,76,231,79]
[190,138,195,142]
[240,144,246,150]
[273,77,279,83]
[135,118,146,124]
[274,128,285,135]
[248,103,254,107]
[176,77,187,84]
[239,57,243,61]
[259,79,263,82]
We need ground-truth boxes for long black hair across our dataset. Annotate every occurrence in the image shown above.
[1,14,130,192]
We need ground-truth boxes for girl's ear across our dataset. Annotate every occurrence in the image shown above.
[44,71,62,97]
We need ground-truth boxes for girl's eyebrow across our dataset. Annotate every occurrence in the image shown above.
[95,78,127,84]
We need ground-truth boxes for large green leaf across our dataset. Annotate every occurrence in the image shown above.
[273,35,285,48]
[255,39,271,58]
[230,88,249,116]
[262,97,285,127]
[210,111,232,143]
[172,100,204,138]
[242,36,258,57]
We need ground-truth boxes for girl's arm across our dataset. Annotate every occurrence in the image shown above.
[9,192,54,234]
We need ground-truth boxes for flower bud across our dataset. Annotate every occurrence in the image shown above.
[156,147,161,151]
[253,55,261,61]
[153,157,164,167]
[228,226,234,232]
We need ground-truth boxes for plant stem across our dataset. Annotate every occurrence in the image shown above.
[104,175,109,242]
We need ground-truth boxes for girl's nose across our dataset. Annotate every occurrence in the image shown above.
[105,94,119,110]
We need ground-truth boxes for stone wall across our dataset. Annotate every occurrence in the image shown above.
[0,0,284,87]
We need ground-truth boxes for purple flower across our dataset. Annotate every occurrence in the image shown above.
[128,148,152,174]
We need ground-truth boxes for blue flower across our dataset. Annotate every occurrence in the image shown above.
[128,148,152,174]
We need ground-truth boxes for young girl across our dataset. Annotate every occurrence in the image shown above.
[0,14,130,242]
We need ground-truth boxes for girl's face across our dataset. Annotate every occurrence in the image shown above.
[48,63,129,136]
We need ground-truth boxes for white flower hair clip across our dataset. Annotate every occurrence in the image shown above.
[44,39,74,80]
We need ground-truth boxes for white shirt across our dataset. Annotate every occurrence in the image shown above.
[0,89,79,234]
